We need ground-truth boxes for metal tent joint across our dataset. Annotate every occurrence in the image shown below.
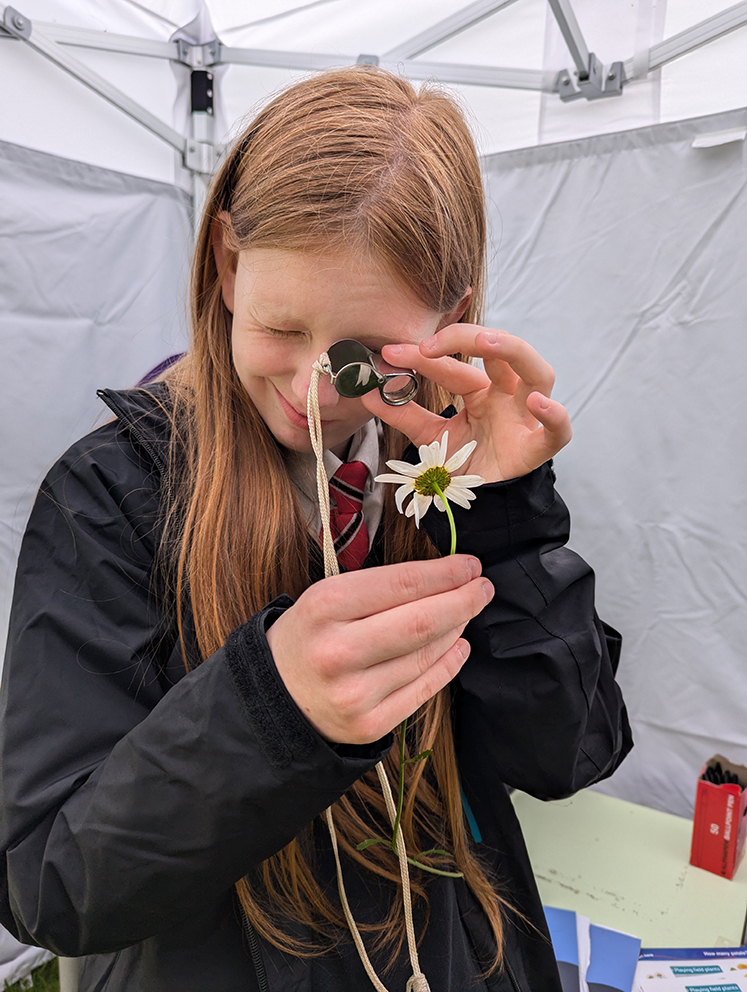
[556,53,625,102]
[185,140,219,175]
[2,5,30,38]
[176,39,220,68]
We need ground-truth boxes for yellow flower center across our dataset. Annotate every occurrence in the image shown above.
[414,465,451,497]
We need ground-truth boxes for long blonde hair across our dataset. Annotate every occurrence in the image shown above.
[160,66,508,972]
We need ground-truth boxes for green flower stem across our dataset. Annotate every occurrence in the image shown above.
[391,716,408,850]
[388,484,455,855]
[363,482,461,871]
[407,857,463,879]
[431,481,457,556]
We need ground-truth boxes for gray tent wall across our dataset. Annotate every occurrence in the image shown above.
[482,106,747,819]
[0,140,191,657]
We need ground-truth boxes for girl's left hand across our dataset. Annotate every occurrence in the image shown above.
[361,325,572,483]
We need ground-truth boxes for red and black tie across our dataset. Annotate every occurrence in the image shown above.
[327,461,369,571]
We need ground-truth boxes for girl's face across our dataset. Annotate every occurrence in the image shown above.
[219,246,453,455]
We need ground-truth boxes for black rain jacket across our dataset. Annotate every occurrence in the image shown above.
[0,384,632,991]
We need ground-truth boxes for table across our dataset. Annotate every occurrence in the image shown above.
[512,788,747,947]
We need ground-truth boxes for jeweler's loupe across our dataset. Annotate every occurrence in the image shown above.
[323,339,418,407]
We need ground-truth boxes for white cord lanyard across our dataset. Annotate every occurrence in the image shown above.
[307,358,431,992]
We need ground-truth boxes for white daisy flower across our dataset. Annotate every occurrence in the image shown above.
[374,431,485,528]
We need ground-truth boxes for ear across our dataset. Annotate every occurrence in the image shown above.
[211,211,237,314]
[438,286,472,330]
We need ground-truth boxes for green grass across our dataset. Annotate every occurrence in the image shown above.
[3,959,59,992]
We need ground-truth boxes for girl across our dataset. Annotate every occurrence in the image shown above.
[0,67,631,992]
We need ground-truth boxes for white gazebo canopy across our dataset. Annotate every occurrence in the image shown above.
[1,0,746,205]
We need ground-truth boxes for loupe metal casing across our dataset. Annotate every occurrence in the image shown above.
[323,339,418,407]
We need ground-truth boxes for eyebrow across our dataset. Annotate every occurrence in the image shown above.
[249,301,407,349]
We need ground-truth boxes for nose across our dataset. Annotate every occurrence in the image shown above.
[293,360,340,412]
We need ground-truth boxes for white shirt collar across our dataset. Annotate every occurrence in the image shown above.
[283,418,385,548]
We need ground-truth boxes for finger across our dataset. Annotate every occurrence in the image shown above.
[358,626,467,701]
[298,629,470,745]
[311,554,483,623]
[422,326,555,398]
[523,392,573,460]
[371,638,472,735]
[408,331,517,394]
[347,574,493,664]
[360,386,444,444]
[381,343,490,397]
[481,332,555,401]
[361,347,486,448]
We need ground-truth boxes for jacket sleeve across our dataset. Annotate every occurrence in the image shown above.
[0,425,388,957]
[421,461,633,801]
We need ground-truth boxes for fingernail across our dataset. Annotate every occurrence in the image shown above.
[483,331,498,345]
[386,344,403,355]
[457,639,471,661]
[421,335,437,352]
[482,579,494,602]
[467,557,481,579]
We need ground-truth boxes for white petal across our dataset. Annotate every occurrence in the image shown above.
[444,439,477,473]
[413,493,432,526]
[374,473,413,485]
[405,498,422,527]
[395,483,413,514]
[434,494,447,511]
[451,474,485,489]
[418,440,437,469]
[445,487,473,509]
[417,442,434,467]
[383,460,422,478]
[438,431,450,466]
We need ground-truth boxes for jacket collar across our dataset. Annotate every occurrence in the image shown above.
[97,382,172,474]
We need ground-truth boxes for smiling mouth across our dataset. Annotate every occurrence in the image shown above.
[275,387,333,429]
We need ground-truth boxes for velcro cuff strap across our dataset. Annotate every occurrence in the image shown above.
[224,595,317,769]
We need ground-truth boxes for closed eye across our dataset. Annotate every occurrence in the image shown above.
[264,327,304,339]
[265,327,382,355]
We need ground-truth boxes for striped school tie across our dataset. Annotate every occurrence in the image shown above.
[328,461,370,571]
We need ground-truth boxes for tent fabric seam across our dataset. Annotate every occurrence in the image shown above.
[481,106,747,170]
[0,139,190,204]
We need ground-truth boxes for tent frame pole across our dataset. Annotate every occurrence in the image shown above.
[187,67,217,233]
[381,0,521,61]
[547,0,589,75]
[0,6,185,153]
[623,0,747,79]
[0,5,221,226]
[8,1,746,86]
[24,21,177,60]
[216,43,552,91]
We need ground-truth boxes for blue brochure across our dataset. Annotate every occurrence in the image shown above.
[545,906,583,992]
[544,905,641,992]
[586,923,641,992]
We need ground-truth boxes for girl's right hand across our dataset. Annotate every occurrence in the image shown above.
[266,555,494,744]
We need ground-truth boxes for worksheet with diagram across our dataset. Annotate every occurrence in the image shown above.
[635,949,747,991]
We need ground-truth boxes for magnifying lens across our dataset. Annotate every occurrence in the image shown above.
[322,339,418,407]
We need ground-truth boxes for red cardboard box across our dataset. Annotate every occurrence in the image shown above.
[690,754,747,880]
